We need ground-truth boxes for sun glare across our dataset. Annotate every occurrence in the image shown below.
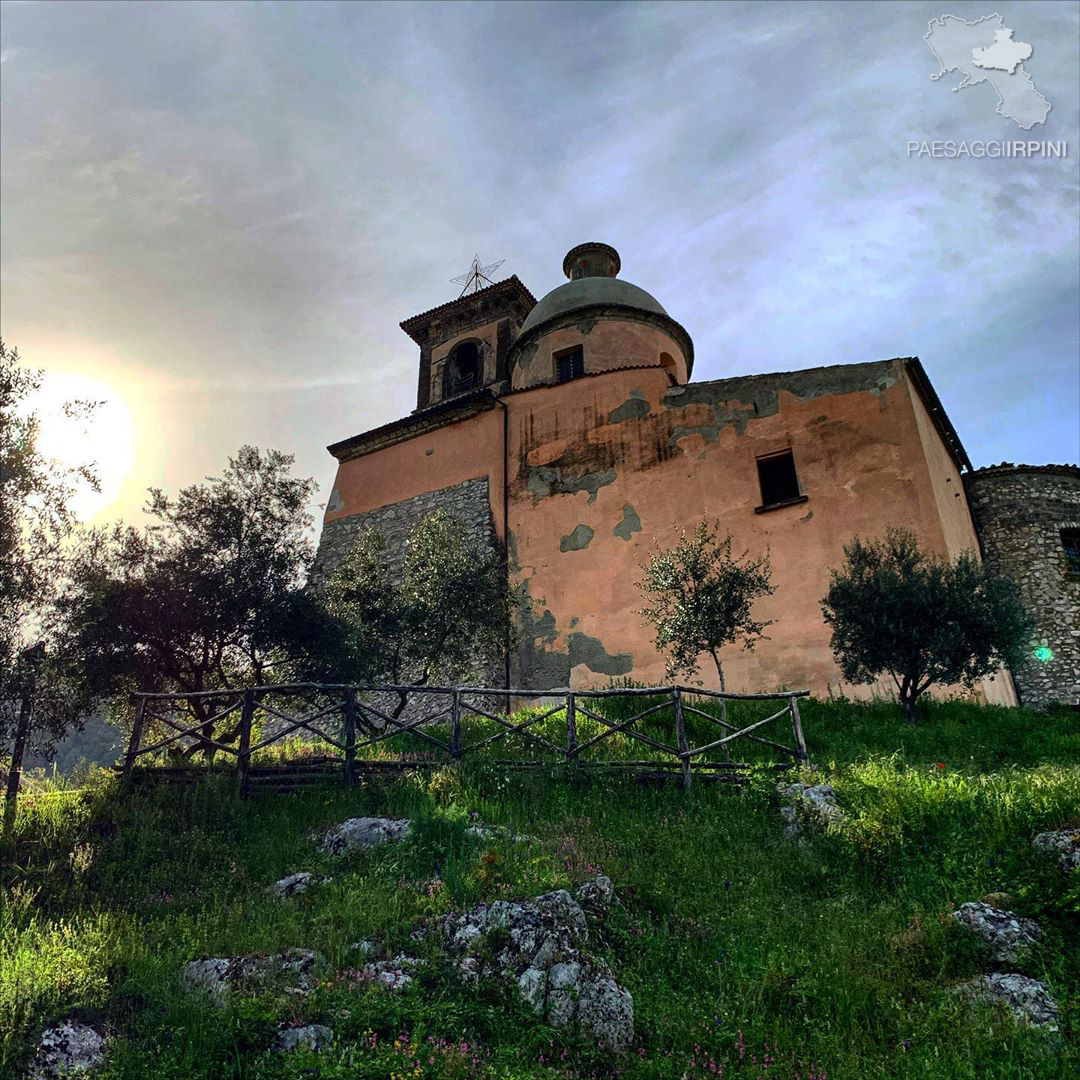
[31,370,137,522]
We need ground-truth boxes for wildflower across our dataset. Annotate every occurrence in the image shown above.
[936,762,945,769]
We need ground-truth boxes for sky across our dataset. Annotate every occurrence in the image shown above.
[2,0,1078,529]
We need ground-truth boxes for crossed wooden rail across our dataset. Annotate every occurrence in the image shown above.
[124,683,810,791]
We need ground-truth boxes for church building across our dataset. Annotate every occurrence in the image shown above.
[314,242,1073,706]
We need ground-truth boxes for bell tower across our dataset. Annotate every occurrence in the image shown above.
[400,276,537,411]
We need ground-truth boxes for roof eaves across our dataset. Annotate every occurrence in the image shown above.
[903,357,973,473]
[399,276,537,342]
[327,388,497,461]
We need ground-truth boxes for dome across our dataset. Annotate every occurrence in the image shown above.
[519,276,669,336]
[518,241,669,337]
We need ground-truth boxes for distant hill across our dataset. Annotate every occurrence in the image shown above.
[23,709,124,776]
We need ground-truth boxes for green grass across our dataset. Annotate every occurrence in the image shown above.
[2,699,1077,1078]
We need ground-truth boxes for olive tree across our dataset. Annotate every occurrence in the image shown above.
[54,447,332,755]
[1,340,100,834]
[319,511,514,715]
[638,519,774,690]
[821,528,1030,722]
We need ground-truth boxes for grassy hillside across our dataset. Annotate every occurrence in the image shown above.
[2,699,1078,1078]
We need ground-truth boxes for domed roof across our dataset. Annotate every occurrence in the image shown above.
[520,276,669,335]
[519,242,669,336]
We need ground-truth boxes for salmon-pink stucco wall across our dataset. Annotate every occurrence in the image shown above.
[319,357,1015,705]
[511,320,688,391]
[325,406,506,541]
[503,362,1016,703]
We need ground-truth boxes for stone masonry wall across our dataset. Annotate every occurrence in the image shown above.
[311,476,503,717]
[312,476,497,583]
[966,464,1080,709]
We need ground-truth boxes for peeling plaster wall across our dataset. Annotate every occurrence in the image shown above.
[504,361,1015,701]
[324,407,505,541]
[906,379,981,559]
[510,319,687,390]
[316,357,1014,702]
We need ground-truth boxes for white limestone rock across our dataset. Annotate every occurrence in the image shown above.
[29,1022,107,1079]
[181,948,322,1006]
[321,816,411,855]
[953,973,1059,1031]
[779,783,845,838]
[439,877,633,1053]
[952,902,1041,965]
[270,1024,334,1053]
[1032,829,1080,872]
[576,874,617,914]
[269,871,314,899]
[360,954,418,991]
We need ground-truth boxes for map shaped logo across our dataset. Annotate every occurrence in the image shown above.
[924,13,1051,129]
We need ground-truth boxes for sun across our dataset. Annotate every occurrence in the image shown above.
[31,370,137,522]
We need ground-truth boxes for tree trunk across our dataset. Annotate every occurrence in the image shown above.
[710,652,729,732]
[902,694,917,724]
[3,692,33,850]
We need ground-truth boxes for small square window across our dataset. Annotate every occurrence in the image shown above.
[756,450,802,509]
[555,346,585,383]
[1062,529,1080,575]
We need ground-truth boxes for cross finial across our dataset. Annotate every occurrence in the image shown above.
[450,254,505,298]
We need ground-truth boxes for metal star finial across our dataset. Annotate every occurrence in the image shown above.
[450,254,505,298]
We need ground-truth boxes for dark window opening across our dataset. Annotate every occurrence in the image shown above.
[756,450,802,510]
[1062,529,1080,575]
[445,342,481,397]
[555,346,585,383]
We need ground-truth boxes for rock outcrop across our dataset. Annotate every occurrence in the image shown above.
[359,955,419,991]
[269,871,314,899]
[1032,829,1080,872]
[270,1024,334,1053]
[440,877,633,1052]
[29,1022,107,1079]
[182,948,322,1005]
[780,783,845,838]
[321,817,411,855]
[953,973,1059,1031]
[952,902,1041,965]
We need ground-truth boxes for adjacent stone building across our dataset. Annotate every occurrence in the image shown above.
[966,465,1080,708]
[313,242,1071,705]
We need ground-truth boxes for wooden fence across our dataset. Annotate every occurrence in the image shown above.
[122,683,810,793]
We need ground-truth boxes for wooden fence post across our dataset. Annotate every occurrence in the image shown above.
[236,689,255,796]
[123,697,147,783]
[789,694,809,764]
[2,691,33,847]
[450,689,462,759]
[565,692,577,763]
[343,688,357,785]
[674,687,692,790]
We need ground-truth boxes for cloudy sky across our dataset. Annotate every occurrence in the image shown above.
[2,0,1077,527]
